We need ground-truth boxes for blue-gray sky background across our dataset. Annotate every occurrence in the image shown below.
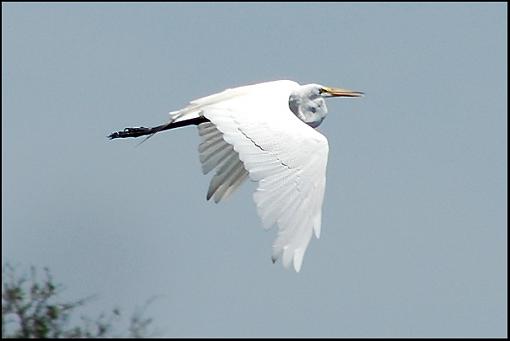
[2,2,507,337]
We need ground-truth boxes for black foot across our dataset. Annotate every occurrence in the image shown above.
[108,127,151,139]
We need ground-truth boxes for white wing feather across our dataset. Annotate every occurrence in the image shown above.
[197,122,249,203]
[172,80,329,272]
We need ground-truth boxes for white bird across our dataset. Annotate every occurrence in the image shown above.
[109,80,363,272]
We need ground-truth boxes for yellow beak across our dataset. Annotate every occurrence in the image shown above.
[321,86,364,98]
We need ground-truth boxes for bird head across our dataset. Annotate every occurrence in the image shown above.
[289,84,363,128]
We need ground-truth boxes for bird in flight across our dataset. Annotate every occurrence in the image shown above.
[109,80,363,272]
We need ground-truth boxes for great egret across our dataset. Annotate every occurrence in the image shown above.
[109,80,363,272]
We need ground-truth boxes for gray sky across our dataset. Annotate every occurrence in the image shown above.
[2,2,507,337]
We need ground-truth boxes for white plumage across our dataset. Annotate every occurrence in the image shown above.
[110,79,363,272]
[172,81,330,272]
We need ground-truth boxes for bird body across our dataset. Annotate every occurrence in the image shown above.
[109,80,363,272]
[170,80,300,124]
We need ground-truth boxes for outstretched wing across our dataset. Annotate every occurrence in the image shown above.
[197,86,329,272]
[170,80,329,272]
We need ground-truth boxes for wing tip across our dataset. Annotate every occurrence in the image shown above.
[271,249,304,272]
